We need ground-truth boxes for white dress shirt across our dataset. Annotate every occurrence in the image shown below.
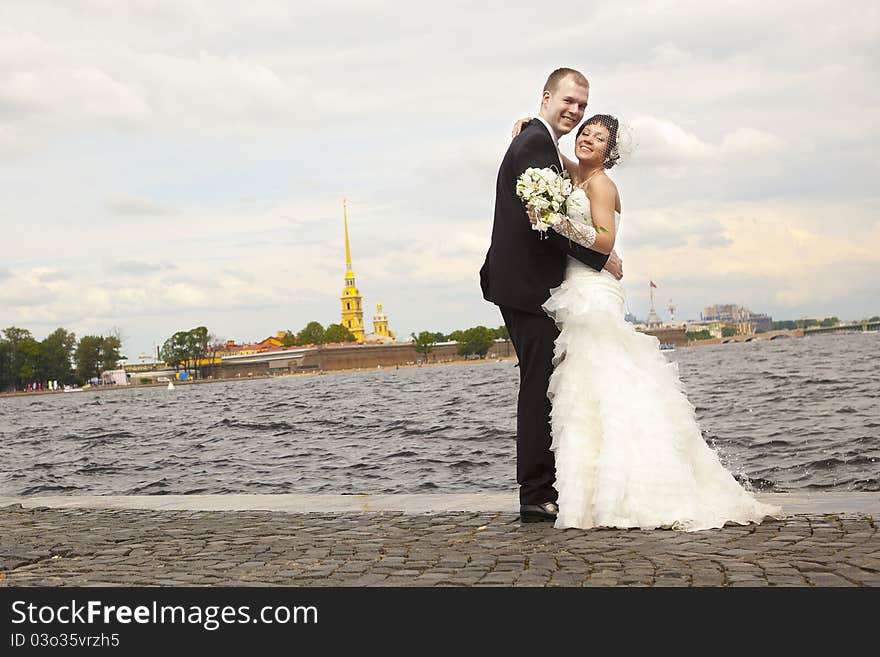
[534,115,563,170]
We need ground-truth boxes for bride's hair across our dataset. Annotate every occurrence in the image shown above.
[578,114,620,169]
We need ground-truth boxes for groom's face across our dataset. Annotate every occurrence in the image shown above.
[541,76,589,138]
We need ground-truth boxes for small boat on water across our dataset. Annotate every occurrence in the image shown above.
[62,388,83,393]
[659,343,676,351]
[167,381,175,390]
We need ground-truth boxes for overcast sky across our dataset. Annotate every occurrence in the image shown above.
[1,0,877,358]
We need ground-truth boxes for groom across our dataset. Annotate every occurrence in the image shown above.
[480,67,623,522]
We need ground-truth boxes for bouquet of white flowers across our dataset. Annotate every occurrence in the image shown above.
[515,167,572,234]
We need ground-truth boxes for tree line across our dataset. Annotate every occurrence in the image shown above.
[159,326,224,376]
[0,327,122,392]
[156,321,359,378]
[276,322,511,356]
[768,317,842,331]
[279,321,356,346]
[411,325,510,359]
[156,322,510,372]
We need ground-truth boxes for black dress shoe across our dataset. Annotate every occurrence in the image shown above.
[520,501,558,523]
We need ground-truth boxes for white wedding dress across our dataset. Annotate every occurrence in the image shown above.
[542,191,783,531]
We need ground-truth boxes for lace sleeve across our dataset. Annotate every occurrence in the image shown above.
[551,217,596,249]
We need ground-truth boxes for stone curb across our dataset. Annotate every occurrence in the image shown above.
[0,492,877,515]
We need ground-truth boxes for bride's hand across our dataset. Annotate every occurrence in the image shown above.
[511,116,532,139]
[604,250,623,280]
[525,204,539,225]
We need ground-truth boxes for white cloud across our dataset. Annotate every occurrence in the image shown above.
[617,199,880,320]
[630,116,787,169]
[107,196,173,216]
[0,62,151,128]
[0,0,877,353]
[719,127,787,158]
[630,116,716,164]
[134,51,305,131]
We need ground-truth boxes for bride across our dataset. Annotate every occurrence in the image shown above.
[513,114,783,531]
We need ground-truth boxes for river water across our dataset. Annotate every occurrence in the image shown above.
[1,332,877,496]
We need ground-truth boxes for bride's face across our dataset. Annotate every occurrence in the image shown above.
[575,122,610,166]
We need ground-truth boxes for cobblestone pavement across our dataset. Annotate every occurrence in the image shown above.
[1,506,877,587]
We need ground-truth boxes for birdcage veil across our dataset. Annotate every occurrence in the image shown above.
[576,113,638,168]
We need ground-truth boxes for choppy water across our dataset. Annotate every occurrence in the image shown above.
[1,332,878,496]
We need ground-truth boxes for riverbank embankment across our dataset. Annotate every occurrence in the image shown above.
[1,493,876,587]
[0,356,517,399]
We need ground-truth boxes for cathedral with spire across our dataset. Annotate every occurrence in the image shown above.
[339,199,395,344]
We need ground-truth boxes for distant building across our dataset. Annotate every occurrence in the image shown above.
[702,304,748,322]
[340,199,365,342]
[701,304,772,335]
[363,303,396,343]
[216,338,281,357]
[635,326,689,347]
[646,281,662,327]
[100,369,129,386]
[339,199,394,343]
[252,333,286,349]
[684,320,726,338]
[750,314,773,333]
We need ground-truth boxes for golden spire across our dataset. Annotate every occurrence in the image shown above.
[343,197,352,272]
[340,197,364,342]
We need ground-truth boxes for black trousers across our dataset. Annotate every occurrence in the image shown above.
[499,305,559,506]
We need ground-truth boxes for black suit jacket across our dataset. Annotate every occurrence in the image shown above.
[480,120,610,316]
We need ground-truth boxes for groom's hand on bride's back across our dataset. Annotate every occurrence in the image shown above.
[604,250,623,280]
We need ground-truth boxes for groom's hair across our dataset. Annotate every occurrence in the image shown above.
[544,68,589,93]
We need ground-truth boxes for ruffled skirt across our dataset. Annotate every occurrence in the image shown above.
[542,259,783,531]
